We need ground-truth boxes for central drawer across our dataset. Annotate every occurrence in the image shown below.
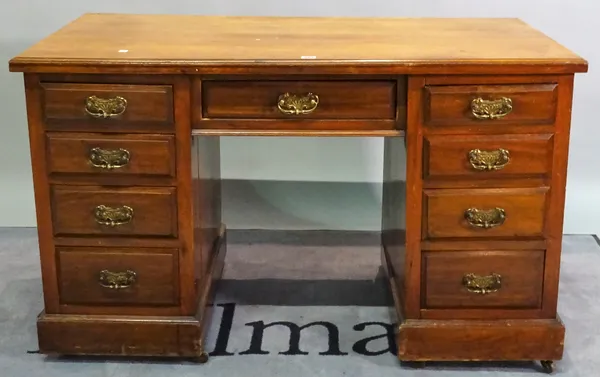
[51,186,178,237]
[201,80,397,120]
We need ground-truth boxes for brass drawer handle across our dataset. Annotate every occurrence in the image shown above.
[85,95,128,118]
[464,207,506,229]
[462,273,502,294]
[98,269,137,289]
[89,147,131,170]
[94,205,134,227]
[468,148,510,171]
[277,92,319,115]
[471,97,513,120]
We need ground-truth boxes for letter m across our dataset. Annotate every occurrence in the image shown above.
[239,320,348,356]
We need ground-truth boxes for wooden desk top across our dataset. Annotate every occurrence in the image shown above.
[9,13,587,74]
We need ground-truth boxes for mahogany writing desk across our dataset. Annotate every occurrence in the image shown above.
[9,14,588,372]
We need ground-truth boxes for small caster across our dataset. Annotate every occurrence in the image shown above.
[195,352,209,364]
[540,360,554,374]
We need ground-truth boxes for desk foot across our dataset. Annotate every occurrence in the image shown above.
[194,351,209,364]
[540,360,554,374]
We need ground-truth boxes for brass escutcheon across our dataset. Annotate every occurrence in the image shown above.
[98,269,137,289]
[471,97,513,120]
[468,148,511,171]
[94,205,134,227]
[89,147,131,170]
[462,273,502,294]
[464,207,506,229]
[277,92,319,115]
[84,95,128,118]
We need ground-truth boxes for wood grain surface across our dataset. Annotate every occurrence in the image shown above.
[9,14,587,74]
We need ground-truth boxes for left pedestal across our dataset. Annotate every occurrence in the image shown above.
[21,74,223,359]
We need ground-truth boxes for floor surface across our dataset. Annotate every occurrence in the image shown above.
[0,228,598,376]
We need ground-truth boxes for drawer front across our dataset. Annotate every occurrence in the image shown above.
[47,133,176,177]
[202,80,396,120]
[424,84,557,127]
[424,134,553,179]
[424,188,547,239]
[57,247,178,306]
[423,250,544,309]
[41,83,174,132]
[51,186,177,237]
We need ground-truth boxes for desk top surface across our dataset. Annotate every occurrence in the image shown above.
[9,13,588,74]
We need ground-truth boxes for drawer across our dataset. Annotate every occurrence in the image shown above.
[423,83,557,127]
[202,80,396,120]
[423,250,544,309]
[424,134,553,179]
[46,133,176,177]
[51,186,177,237]
[57,247,178,306]
[423,188,547,239]
[41,83,174,132]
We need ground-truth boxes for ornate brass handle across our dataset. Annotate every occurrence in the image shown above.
[468,148,511,171]
[471,97,513,120]
[94,205,134,227]
[89,147,131,170]
[464,207,506,229]
[277,93,319,115]
[84,95,128,118]
[98,269,137,289]
[462,273,502,294]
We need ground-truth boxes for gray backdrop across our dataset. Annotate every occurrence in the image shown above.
[1,1,596,233]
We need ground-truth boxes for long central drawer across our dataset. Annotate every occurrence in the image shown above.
[202,80,397,120]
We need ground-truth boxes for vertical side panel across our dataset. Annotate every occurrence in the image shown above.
[195,135,222,280]
[191,78,223,308]
[381,136,407,313]
[24,73,60,313]
[542,74,575,318]
[396,76,408,130]
[404,76,426,319]
[173,76,195,315]
[382,76,409,315]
